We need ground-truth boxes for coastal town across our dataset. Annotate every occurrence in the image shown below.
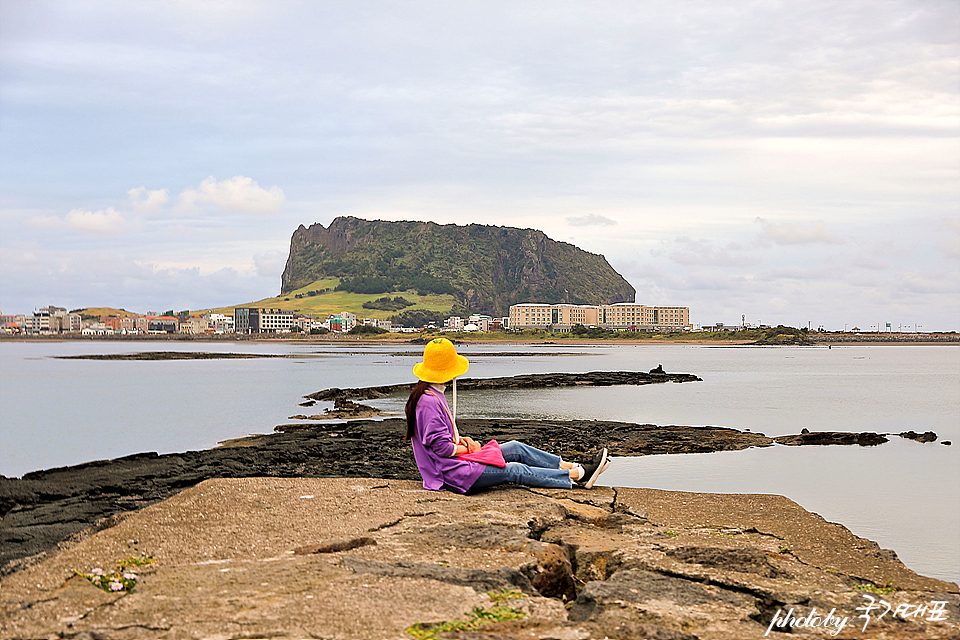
[1,302,695,336]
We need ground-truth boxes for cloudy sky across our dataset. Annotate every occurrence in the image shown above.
[2,1,957,330]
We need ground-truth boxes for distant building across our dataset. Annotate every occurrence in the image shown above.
[147,315,180,333]
[81,322,112,336]
[363,318,392,330]
[233,308,294,333]
[29,306,81,334]
[702,323,736,332]
[258,309,295,333]
[180,316,210,334]
[235,307,254,334]
[1,313,27,333]
[509,303,600,332]
[468,314,493,332]
[207,313,235,333]
[328,313,357,333]
[509,303,691,332]
[600,303,690,331]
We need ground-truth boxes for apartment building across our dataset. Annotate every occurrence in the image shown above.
[102,315,149,333]
[327,315,355,333]
[233,307,295,333]
[509,302,690,332]
[30,306,82,334]
[363,318,393,330]
[208,313,235,333]
[147,315,180,333]
[509,304,601,332]
[599,303,690,331]
[179,316,210,334]
[258,309,295,333]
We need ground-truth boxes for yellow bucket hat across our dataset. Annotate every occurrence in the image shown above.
[413,338,469,383]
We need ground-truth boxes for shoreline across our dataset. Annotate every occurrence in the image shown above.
[3,333,958,346]
[0,415,945,577]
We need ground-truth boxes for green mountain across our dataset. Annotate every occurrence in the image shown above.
[281,217,635,317]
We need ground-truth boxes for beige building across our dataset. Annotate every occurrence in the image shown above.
[599,303,690,331]
[179,316,210,334]
[509,302,690,332]
[509,304,601,332]
[30,306,82,334]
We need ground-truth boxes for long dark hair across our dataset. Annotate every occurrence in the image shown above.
[405,380,432,440]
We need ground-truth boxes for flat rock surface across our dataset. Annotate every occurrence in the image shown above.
[1,478,956,639]
[1,415,935,577]
[0,418,771,573]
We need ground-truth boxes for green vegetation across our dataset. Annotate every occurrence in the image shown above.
[362,296,414,311]
[74,555,155,593]
[854,581,897,595]
[281,217,635,316]
[204,277,458,322]
[347,324,389,335]
[405,590,527,639]
[73,307,140,320]
[488,588,526,603]
[571,324,635,339]
[388,308,454,328]
[501,324,811,344]
[336,275,458,297]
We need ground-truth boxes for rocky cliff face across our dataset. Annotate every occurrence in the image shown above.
[280,217,635,316]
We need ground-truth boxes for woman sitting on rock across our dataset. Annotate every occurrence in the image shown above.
[405,338,608,493]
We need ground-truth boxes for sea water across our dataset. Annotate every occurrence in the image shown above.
[1,340,957,584]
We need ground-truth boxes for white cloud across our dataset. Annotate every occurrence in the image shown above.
[178,176,285,214]
[64,208,127,235]
[655,237,757,267]
[127,186,169,213]
[253,250,287,279]
[898,271,960,295]
[754,218,844,246]
[566,213,617,227]
[935,217,960,260]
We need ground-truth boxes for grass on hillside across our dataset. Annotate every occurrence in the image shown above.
[72,307,142,320]
[204,278,458,320]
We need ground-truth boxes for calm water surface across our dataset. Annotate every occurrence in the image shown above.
[1,341,957,584]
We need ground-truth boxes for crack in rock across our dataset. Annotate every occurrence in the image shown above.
[341,557,537,595]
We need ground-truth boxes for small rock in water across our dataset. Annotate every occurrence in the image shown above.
[899,430,937,443]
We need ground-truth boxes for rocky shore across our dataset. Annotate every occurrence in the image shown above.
[304,369,703,402]
[2,478,957,639]
[1,365,954,638]
[0,417,766,574]
[0,415,942,579]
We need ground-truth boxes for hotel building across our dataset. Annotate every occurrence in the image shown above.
[509,302,690,332]
[234,308,295,333]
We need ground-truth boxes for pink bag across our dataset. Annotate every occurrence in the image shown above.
[457,440,507,467]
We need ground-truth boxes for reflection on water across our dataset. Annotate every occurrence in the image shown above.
[1,341,957,584]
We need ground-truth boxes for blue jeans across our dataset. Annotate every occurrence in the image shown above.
[468,440,573,491]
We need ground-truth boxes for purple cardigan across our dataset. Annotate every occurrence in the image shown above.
[411,390,486,493]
